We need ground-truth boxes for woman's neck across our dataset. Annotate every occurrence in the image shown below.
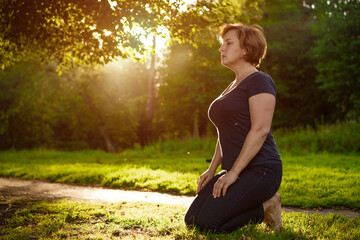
[233,62,258,84]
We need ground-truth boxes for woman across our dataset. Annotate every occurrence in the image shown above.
[184,23,282,233]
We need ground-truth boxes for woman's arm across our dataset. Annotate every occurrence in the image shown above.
[208,139,222,173]
[212,92,276,198]
[197,138,222,193]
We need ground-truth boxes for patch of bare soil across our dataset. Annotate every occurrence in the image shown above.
[0,199,39,226]
[1,177,359,220]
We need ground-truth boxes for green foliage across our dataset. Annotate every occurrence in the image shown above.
[0,0,234,69]
[67,64,142,150]
[1,199,359,239]
[257,0,333,127]
[0,58,148,151]
[157,42,233,138]
[274,121,360,154]
[0,59,60,148]
[311,0,360,120]
[1,0,359,150]
[155,0,258,139]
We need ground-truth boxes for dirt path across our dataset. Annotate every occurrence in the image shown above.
[1,177,359,218]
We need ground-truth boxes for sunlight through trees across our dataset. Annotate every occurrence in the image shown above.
[0,0,359,151]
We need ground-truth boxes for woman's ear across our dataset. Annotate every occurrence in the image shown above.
[241,47,247,58]
[244,46,249,55]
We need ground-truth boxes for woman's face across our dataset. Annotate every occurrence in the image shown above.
[219,30,246,68]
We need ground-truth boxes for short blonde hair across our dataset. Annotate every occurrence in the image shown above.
[220,23,267,67]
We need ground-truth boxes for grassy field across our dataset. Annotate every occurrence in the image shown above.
[1,122,360,239]
[1,198,359,240]
[0,147,359,209]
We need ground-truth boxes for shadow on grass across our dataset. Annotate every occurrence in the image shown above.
[189,222,307,240]
[2,198,359,240]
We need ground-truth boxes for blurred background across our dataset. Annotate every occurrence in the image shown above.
[1,0,359,152]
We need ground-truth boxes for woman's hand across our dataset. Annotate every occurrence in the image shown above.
[197,169,215,194]
[212,170,238,198]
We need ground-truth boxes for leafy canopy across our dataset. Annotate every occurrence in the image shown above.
[0,0,233,70]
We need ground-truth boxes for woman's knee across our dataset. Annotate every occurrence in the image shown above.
[195,213,220,231]
[184,211,196,226]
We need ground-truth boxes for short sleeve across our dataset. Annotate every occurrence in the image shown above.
[245,73,276,98]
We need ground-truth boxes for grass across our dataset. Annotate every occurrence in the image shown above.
[0,198,359,240]
[0,148,359,209]
[273,121,360,155]
[1,122,360,239]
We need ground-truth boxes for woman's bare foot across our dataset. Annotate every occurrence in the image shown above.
[263,192,282,231]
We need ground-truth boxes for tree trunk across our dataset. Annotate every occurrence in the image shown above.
[193,110,199,138]
[145,35,156,144]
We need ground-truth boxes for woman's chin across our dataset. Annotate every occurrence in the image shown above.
[220,61,227,66]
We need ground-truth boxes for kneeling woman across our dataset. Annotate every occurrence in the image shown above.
[184,23,282,233]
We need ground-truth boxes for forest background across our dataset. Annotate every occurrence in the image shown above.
[1,0,359,152]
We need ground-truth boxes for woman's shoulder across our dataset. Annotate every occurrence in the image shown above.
[251,71,272,81]
[241,71,277,96]
[241,71,274,87]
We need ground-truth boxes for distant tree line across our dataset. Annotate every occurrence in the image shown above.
[0,0,359,151]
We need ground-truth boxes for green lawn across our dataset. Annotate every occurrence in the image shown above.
[1,199,359,240]
[0,147,359,209]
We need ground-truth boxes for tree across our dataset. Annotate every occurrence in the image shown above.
[0,57,149,151]
[1,0,242,149]
[154,0,257,139]
[72,65,142,151]
[0,0,232,71]
[157,41,234,139]
[242,0,334,127]
[311,0,360,121]
[0,59,62,149]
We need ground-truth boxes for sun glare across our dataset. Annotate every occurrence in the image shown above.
[102,0,198,61]
[130,24,170,58]
[141,28,169,51]
[126,0,197,54]
[103,29,112,36]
